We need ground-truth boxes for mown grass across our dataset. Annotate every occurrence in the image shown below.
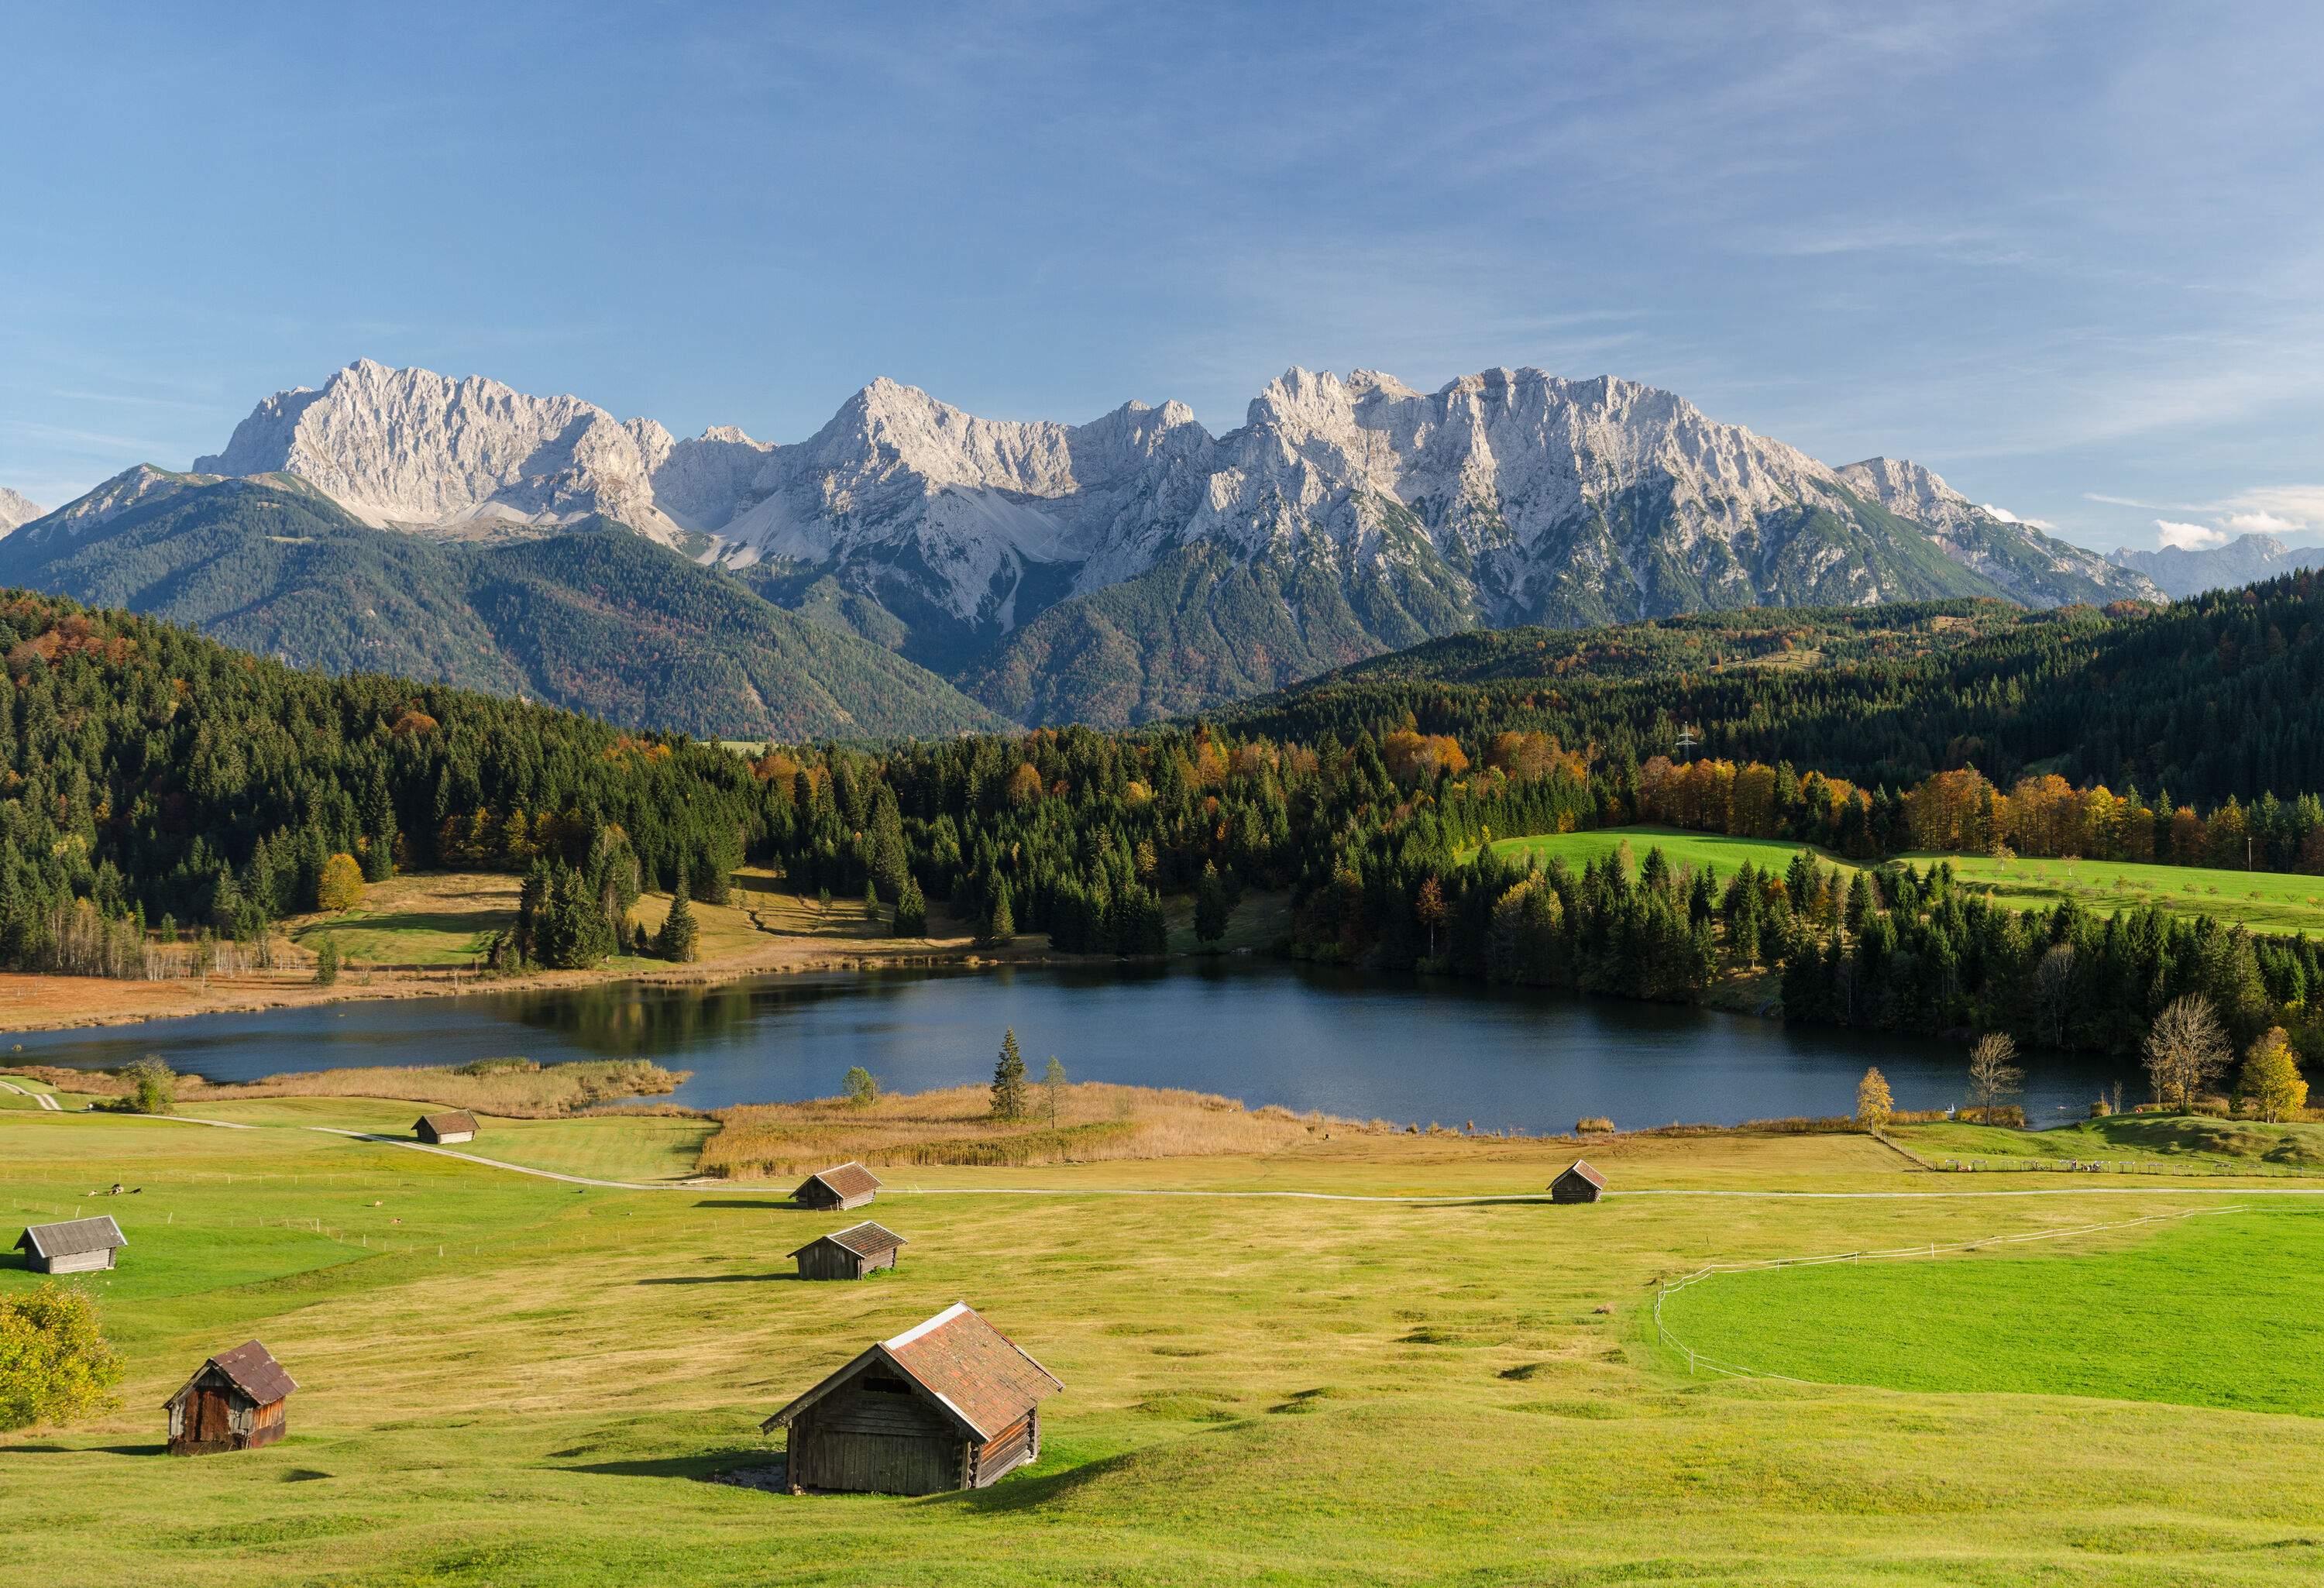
[1655,1203,2324,1414]
[10,1104,2324,1584]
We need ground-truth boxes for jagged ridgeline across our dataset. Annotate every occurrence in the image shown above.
[5,359,2161,730]
[1227,573,2324,805]
[0,590,783,957]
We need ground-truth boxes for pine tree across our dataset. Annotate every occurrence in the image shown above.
[655,881,700,963]
[314,935,340,986]
[991,1027,1027,1120]
[894,875,927,937]
[981,878,1016,947]
[1195,862,1232,946]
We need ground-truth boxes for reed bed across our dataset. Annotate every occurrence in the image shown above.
[9,1058,686,1119]
[697,1081,1359,1176]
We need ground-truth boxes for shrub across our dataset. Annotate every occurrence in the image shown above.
[100,1054,176,1115]
[0,1284,123,1432]
[1575,1116,1615,1134]
[314,936,340,986]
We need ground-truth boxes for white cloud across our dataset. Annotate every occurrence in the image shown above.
[2224,510,2298,534]
[1979,503,2057,529]
[2156,519,2229,551]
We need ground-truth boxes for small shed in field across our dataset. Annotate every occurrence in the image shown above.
[761,1301,1061,1495]
[1550,1160,1606,1203]
[794,1161,881,1211]
[415,1111,479,1145]
[16,1215,127,1273]
[165,1339,297,1456]
[791,1221,906,1280]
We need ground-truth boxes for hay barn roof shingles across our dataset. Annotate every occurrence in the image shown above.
[790,1221,906,1261]
[800,1162,881,1200]
[418,1111,479,1136]
[1559,1160,1606,1189]
[764,1302,1061,1440]
[170,1339,297,1408]
[18,1215,127,1259]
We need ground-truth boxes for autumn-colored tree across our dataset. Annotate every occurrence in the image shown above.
[315,852,365,911]
[2240,1026,2307,1122]
[0,1284,123,1432]
[1415,876,1449,958]
[1855,1067,1894,1130]
[1005,762,1044,806]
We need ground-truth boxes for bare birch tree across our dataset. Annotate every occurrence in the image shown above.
[2143,995,2229,1112]
[1967,1032,2023,1123]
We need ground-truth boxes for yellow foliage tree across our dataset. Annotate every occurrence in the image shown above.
[316,852,366,912]
[1855,1066,1894,1131]
[2240,1026,2308,1122]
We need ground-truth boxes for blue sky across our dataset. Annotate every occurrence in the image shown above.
[3,2,2319,552]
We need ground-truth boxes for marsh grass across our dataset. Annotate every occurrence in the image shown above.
[698,1081,1351,1176]
[6,1057,686,1119]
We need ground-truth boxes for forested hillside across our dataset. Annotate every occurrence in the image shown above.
[1233,577,2324,805]
[0,475,1002,741]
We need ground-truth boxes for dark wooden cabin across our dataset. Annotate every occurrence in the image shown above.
[762,1301,1061,1495]
[16,1215,127,1274]
[415,1111,480,1145]
[793,1161,881,1212]
[1550,1160,1606,1203]
[165,1340,297,1456]
[791,1221,906,1280]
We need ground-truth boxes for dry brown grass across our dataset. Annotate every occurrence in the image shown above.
[697,1081,1364,1177]
[8,1057,686,1119]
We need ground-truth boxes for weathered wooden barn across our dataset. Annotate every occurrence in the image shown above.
[415,1111,480,1144]
[164,1340,297,1456]
[1551,1160,1606,1203]
[15,1215,127,1273]
[791,1221,906,1280]
[762,1301,1061,1495]
[794,1161,881,1211]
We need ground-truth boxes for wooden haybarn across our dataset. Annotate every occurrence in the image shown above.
[791,1221,906,1281]
[761,1301,1061,1495]
[415,1111,480,1145]
[1551,1160,1606,1203]
[16,1215,127,1273]
[165,1339,297,1456]
[794,1161,881,1212]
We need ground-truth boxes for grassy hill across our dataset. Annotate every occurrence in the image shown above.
[0,475,1006,741]
[9,1098,2324,1583]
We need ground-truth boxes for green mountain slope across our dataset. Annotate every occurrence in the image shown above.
[0,473,1003,741]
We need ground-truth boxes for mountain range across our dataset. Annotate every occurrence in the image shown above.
[0,486,44,533]
[2107,533,2324,599]
[2,358,2161,733]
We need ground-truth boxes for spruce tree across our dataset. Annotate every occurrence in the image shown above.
[981,878,1016,947]
[655,881,700,963]
[315,935,340,986]
[990,1027,1027,1120]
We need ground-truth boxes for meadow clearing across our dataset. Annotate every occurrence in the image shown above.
[8,1084,2324,1585]
[1490,826,2324,937]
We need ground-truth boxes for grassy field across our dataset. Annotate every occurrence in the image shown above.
[9,1098,2324,1583]
[1488,826,2324,936]
[1655,1203,2324,1415]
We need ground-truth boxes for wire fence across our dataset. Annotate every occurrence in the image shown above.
[1650,1204,2254,1383]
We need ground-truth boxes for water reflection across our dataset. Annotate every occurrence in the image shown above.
[5,961,2137,1131]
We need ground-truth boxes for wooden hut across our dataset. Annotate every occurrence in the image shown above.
[15,1215,127,1273]
[164,1340,297,1456]
[793,1161,881,1212]
[415,1111,480,1145]
[791,1221,906,1281]
[761,1301,1061,1495]
[1550,1160,1606,1204]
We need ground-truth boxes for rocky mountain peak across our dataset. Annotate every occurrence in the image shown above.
[0,486,46,534]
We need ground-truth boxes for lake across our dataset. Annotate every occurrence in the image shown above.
[2,961,2139,1131]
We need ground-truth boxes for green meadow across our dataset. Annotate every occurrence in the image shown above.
[1488,825,2324,936]
[9,1100,2324,1583]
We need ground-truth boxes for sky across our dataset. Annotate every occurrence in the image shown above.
[2,2,2320,552]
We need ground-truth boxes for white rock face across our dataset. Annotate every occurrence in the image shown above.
[191,359,2150,640]
[18,465,211,541]
[0,486,46,535]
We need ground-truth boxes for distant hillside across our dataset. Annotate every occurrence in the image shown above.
[1229,577,2324,806]
[0,471,1004,741]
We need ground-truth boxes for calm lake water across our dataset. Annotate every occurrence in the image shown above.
[3,961,2137,1131]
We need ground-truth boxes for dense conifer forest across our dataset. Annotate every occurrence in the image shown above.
[9,579,2324,1064]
